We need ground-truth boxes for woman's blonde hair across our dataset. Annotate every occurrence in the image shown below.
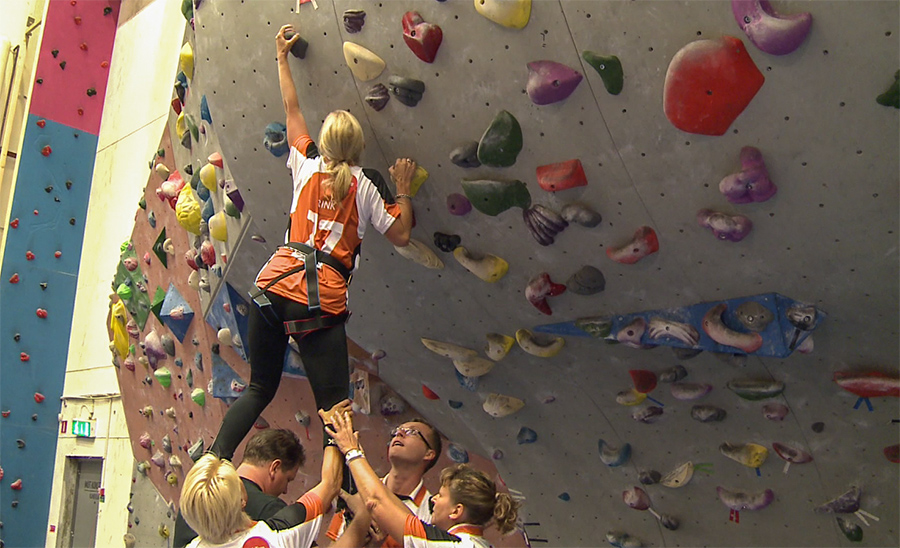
[180,454,252,544]
[440,464,520,534]
[318,110,364,205]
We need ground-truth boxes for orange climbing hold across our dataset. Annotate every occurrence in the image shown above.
[208,152,223,168]
[422,385,440,400]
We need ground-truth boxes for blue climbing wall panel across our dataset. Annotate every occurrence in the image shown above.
[0,115,97,548]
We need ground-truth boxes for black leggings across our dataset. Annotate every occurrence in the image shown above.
[210,291,349,461]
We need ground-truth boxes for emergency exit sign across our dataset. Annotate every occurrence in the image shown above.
[72,419,95,438]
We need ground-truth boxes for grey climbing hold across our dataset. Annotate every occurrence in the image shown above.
[639,470,661,485]
[672,347,703,359]
[365,83,390,111]
[283,30,308,59]
[691,405,727,422]
[659,365,688,383]
[433,232,461,252]
[566,265,605,295]
[15,439,24,449]
[449,141,481,168]
[558,492,570,501]
[447,443,469,463]
[188,438,204,461]
[388,76,425,107]
[448,399,463,409]
[343,9,365,33]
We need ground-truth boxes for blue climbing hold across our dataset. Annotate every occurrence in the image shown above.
[264,122,289,157]
[517,427,538,444]
[200,95,212,123]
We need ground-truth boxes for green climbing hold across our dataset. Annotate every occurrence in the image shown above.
[181,0,193,21]
[460,179,531,216]
[186,368,193,388]
[154,367,172,388]
[876,70,899,108]
[574,316,613,338]
[129,344,135,356]
[191,388,205,406]
[185,114,199,142]
[151,286,167,321]
[582,51,623,95]
[224,196,241,219]
[138,197,147,210]
[116,283,133,301]
[152,229,168,268]
[477,111,523,168]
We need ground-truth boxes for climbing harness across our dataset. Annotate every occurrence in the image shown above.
[249,242,351,335]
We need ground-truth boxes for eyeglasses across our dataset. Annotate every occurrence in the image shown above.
[390,426,432,450]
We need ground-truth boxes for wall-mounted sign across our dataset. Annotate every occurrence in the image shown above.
[72,419,95,438]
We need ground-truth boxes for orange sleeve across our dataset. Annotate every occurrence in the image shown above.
[404,513,427,538]
[298,491,323,521]
[292,134,314,157]
[325,511,345,541]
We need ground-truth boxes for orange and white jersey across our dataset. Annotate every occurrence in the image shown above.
[255,135,402,315]
[326,477,431,547]
[403,516,490,548]
[184,492,324,548]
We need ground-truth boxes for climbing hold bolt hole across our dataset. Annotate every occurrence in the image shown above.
[822,50,828,55]
[410,30,416,37]
[784,116,789,121]
[353,58,359,64]
[706,90,713,95]
[839,101,846,107]
[552,80,560,87]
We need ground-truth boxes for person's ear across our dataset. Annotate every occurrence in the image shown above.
[423,449,436,464]
[269,459,282,478]
[449,502,465,521]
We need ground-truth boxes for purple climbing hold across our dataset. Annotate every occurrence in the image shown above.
[732,0,812,56]
[365,83,390,111]
[696,209,753,242]
[343,9,366,33]
[446,193,472,216]
[526,60,583,105]
[719,147,777,204]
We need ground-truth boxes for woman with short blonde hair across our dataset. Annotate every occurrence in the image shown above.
[181,455,252,544]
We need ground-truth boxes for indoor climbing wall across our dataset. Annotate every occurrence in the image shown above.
[0,2,120,547]
[116,1,896,547]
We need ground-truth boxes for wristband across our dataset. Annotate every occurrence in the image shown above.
[394,193,413,201]
[345,448,365,464]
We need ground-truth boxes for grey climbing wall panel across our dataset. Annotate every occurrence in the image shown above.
[189,1,897,546]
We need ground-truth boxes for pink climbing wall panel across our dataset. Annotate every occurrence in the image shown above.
[31,0,121,134]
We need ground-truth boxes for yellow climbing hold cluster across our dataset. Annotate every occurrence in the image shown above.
[175,184,201,234]
[179,42,194,80]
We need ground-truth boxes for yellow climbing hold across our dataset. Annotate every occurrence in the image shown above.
[484,332,515,361]
[209,211,228,241]
[409,165,429,197]
[474,0,531,30]
[483,393,525,417]
[394,238,443,269]
[179,42,194,80]
[110,300,129,359]
[175,112,187,140]
[452,247,508,282]
[175,184,201,234]
[199,163,217,191]
[515,328,564,357]
[342,42,386,81]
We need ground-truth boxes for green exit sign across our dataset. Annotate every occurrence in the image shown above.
[72,420,95,438]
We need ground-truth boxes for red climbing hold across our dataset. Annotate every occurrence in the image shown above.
[422,385,440,400]
[101,60,109,68]
[9,273,19,283]
[80,42,88,51]
[25,251,35,260]
[74,15,82,24]
[663,36,764,136]
[536,159,587,192]
[629,370,658,394]
[402,11,443,64]
[42,145,52,156]
[11,478,22,490]
[33,209,39,215]
[1,411,8,417]
[208,152,224,168]
[77,108,84,116]
[36,308,48,319]
[55,251,62,258]
[20,352,30,362]
[37,119,46,128]
[10,218,19,228]
[34,393,45,403]
[172,98,182,115]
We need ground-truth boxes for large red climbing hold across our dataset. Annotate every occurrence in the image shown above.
[629,370,658,394]
[9,273,19,283]
[34,392,45,403]
[37,119,46,128]
[36,308,48,319]
[0,411,8,418]
[422,385,440,400]
[55,251,62,258]
[26,251,35,260]
[42,145,52,156]
[402,11,443,63]
[663,36,764,136]
[10,218,19,228]
[11,478,22,490]
[20,352,30,362]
